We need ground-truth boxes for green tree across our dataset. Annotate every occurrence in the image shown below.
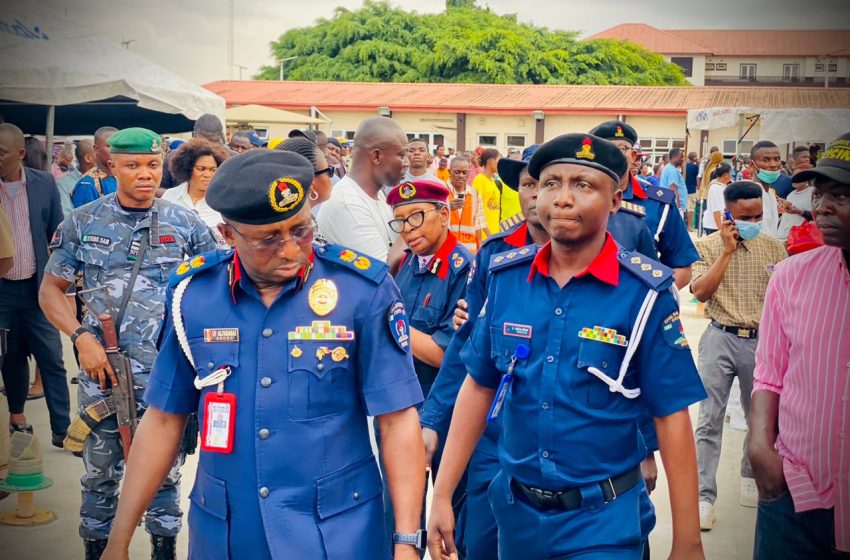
[257,1,687,86]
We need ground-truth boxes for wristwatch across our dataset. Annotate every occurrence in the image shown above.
[70,326,88,345]
[392,530,426,549]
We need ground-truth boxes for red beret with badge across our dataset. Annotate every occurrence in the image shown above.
[385,179,450,208]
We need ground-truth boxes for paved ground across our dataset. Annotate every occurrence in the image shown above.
[0,285,757,559]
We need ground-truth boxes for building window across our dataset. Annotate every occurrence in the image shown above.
[783,64,800,81]
[405,132,445,152]
[739,64,757,80]
[829,63,838,72]
[722,139,754,156]
[815,63,825,72]
[253,128,269,141]
[705,63,715,71]
[716,63,727,71]
[506,135,526,148]
[331,129,355,140]
[638,137,686,163]
[670,56,694,78]
[478,134,498,147]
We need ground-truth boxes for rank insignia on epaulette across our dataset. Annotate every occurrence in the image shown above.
[656,190,664,198]
[353,256,371,270]
[652,270,663,277]
[631,256,641,264]
[578,325,628,347]
[494,256,505,264]
[176,262,191,276]
[190,256,206,269]
[519,247,531,255]
[507,252,517,258]
[641,264,651,271]
[340,250,356,262]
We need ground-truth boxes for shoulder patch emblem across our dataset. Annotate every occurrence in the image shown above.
[661,311,689,349]
[387,300,410,353]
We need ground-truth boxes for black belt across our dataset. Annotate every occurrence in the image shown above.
[711,321,758,339]
[0,276,34,283]
[513,466,642,512]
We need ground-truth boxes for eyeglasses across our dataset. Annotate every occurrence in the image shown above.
[388,208,440,233]
[314,167,335,178]
[228,223,314,254]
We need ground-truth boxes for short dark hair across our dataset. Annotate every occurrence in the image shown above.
[480,148,499,167]
[94,126,117,143]
[450,156,470,167]
[76,139,94,162]
[750,140,778,159]
[669,148,682,159]
[276,136,323,168]
[792,145,810,156]
[169,138,230,184]
[409,138,428,146]
[710,163,732,181]
[724,180,763,204]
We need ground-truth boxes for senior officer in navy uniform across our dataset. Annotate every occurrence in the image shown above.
[590,121,698,289]
[101,150,426,560]
[427,134,707,560]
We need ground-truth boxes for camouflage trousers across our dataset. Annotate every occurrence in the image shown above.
[77,373,185,540]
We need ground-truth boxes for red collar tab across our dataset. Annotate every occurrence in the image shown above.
[630,173,647,199]
[229,250,242,303]
[504,222,529,248]
[296,250,315,290]
[427,232,459,280]
[527,233,620,286]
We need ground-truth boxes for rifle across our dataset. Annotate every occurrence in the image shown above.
[99,313,137,461]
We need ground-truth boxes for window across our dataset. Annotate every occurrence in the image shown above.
[722,139,754,156]
[670,57,694,78]
[637,137,686,163]
[705,63,715,71]
[331,129,355,140]
[716,63,727,71]
[739,64,757,80]
[815,63,825,72]
[253,128,268,141]
[478,134,498,147]
[405,132,445,153]
[829,63,838,72]
[506,135,526,148]
[783,64,800,81]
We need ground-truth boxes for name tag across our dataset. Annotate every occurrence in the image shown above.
[82,234,110,246]
[204,328,240,343]
[159,235,176,244]
[503,323,532,338]
[201,392,236,454]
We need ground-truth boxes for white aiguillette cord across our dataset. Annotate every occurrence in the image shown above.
[586,288,658,399]
[193,366,231,393]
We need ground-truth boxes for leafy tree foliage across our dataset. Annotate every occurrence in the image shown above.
[257,1,687,85]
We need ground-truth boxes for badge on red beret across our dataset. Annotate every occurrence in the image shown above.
[400,183,417,200]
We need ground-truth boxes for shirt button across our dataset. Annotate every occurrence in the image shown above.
[200,497,206,505]
[207,361,215,370]
[260,377,272,388]
[554,308,563,316]
[258,428,270,440]
[317,363,325,371]
[353,492,360,500]
[542,451,549,458]
[546,355,555,363]
[259,487,269,498]
[541,402,549,410]
[262,328,273,338]
[601,361,608,368]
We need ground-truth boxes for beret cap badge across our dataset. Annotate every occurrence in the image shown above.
[268,177,304,214]
[576,137,596,161]
[399,183,417,200]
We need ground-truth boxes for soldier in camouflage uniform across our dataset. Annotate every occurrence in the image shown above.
[39,128,217,560]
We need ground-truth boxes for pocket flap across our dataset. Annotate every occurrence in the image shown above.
[316,457,382,520]
[189,338,240,378]
[189,469,228,521]
[288,341,352,380]
[576,339,625,378]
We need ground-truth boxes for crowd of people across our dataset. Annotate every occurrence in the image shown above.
[0,111,847,560]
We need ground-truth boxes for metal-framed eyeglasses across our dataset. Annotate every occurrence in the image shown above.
[228,222,315,255]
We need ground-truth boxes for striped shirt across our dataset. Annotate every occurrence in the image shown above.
[753,245,850,552]
[0,167,36,281]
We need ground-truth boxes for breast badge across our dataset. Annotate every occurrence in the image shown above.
[308,278,338,316]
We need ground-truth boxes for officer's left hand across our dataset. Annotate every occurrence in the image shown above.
[641,452,658,494]
[422,428,439,467]
[427,495,458,560]
[452,299,469,330]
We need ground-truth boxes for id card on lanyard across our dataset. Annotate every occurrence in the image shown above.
[486,343,530,423]
[196,366,236,454]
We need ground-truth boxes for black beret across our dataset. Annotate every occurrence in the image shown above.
[206,149,314,225]
[527,133,629,183]
[588,121,638,146]
[498,145,540,191]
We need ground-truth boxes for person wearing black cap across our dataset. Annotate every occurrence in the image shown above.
[590,121,698,289]
[428,133,706,560]
[102,150,427,560]
[749,132,850,559]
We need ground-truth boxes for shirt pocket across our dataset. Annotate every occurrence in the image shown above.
[188,337,241,387]
[411,304,441,331]
[146,241,186,282]
[575,339,629,409]
[287,339,355,420]
[77,244,110,285]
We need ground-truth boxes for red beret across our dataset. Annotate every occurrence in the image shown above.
[386,180,450,208]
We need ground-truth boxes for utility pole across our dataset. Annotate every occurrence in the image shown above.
[121,37,135,49]
[227,0,234,79]
[277,56,298,81]
[234,64,248,80]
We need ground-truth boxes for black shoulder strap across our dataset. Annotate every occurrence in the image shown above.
[114,231,149,331]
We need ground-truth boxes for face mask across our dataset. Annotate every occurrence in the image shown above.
[734,220,763,241]
[756,169,781,184]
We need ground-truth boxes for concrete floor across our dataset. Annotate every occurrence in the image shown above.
[0,286,758,559]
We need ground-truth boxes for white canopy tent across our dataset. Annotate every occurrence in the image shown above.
[226,104,326,126]
[0,7,225,153]
[687,107,850,146]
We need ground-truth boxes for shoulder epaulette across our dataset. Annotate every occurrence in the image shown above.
[499,212,525,232]
[170,249,232,287]
[316,244,388,284]
[617,249,673,290]
[645,186,677,206]
[448,245,473,274]
[619,200,646,217]
[488,244,536,273]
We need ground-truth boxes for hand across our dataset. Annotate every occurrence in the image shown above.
[452,299,469,330]
[76,332,117,390]
[641,452,658,495]
[393,544,422,560]
[427,495,458,560]
[750,444,786,500]
[99,541,130,560]
[449,198,465,212]
[422,428,439,468]
[719,218,739,254]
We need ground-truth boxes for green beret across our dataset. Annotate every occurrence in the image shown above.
[206,149,314,225]
[107,127,163,154]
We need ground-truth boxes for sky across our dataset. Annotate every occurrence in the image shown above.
[36,0,850,85]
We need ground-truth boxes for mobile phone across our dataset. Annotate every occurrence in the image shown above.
[723,210,733,223]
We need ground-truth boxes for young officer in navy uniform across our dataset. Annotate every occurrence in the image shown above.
[590,121,699,289]
[101,150,427,560]
[427,134,707,560]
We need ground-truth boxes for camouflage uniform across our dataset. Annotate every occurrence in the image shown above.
[45,193,217,540]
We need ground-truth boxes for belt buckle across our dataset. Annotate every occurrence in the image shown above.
[738,329,750,338]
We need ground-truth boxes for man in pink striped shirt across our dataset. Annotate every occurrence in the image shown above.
[749,132,850,558]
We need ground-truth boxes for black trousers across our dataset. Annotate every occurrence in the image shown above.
[0,277,70,435]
